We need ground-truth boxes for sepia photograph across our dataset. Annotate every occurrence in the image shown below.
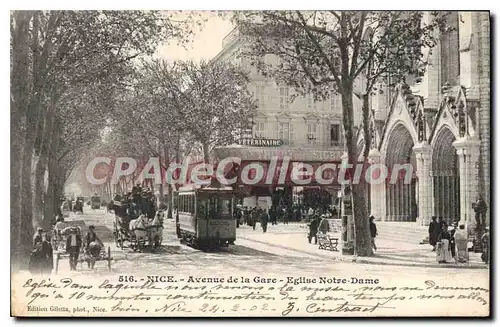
[10,9,491,317]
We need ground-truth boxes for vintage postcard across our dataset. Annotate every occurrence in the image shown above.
[10,10,490,317]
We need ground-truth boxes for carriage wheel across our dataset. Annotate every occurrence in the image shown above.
[107,247,112,272]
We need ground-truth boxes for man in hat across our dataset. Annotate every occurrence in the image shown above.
[66,227,82,270]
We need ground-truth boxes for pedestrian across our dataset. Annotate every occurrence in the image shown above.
[85,225,103,269]
[260,209,269,233]
[454,224,469,263]
[251,208,259,230]
[481,227,490,264]
[66,227,82,271]
[29,232,53,275]
[436,222,452,264]
[294,206,302,222]
[369,216,378,251]
[449,222,458,260]
[234,207,241,228]
[284,207,291,225]
[318,215,330,235]
[269,206,277,225]
[308,216,320,244]
[428,216,441,251]
[33,228,44,248]
[438,216,446,231]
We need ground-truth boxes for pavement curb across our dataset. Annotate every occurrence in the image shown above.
[353,258,488,269]
[239,236,488,270]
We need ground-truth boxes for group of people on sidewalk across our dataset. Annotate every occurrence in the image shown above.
[28,224,104,274]
[307,214,378,252]
[29,228,54,275]
[307,214,332,244]
[428,216,490,264]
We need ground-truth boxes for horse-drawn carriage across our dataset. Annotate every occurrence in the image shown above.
[91,194,101,210]
[52,220,112,272]
[73,197,84,214]
[111,199,163,251]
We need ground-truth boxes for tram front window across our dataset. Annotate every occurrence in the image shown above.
[205,197,231,219]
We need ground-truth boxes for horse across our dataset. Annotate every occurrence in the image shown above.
[129,215,148,245]
[148,212,163,248]
[155,210,165,226]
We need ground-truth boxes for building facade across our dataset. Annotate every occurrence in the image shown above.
[362,12,490,227]
[212,28,363,151]
[212,12,490,225]
[212,28,363,208]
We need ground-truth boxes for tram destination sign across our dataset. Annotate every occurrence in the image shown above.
[237,138,284,147]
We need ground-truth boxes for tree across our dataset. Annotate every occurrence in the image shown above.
[161,60,257,162]
[234,11,449,256]
[10,10,193,266]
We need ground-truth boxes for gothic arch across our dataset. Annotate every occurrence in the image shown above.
[379,87,420,156]
[431,125,460,224]
[383,122,418,222]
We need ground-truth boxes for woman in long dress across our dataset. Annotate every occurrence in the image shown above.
[436,222,453,263]
[454,224,469,263]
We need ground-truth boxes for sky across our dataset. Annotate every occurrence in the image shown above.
[155,11,234,62]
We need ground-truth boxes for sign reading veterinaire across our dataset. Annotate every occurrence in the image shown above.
[238,138,284,147]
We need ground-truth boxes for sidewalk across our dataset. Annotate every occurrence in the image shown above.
[236,223,488,269]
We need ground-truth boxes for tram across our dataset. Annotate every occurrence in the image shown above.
[175,184,236,250]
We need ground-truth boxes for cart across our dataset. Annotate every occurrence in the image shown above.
[52,220,112,272]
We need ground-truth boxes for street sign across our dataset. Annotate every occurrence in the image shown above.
[237,138,284,147]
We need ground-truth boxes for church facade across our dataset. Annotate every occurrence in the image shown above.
[362,12,490,227]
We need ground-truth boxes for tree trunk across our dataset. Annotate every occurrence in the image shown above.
[202,142,210,164]
[34,98,57,227]
[52,166,66,217]
[167,183,173,218]
[44,166,57,228]
[43,123,61,228]
[10,11,32,269]
[341,84,373,257]
[19,131,36,267]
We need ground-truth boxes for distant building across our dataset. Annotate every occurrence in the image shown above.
[211,28,362,208]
